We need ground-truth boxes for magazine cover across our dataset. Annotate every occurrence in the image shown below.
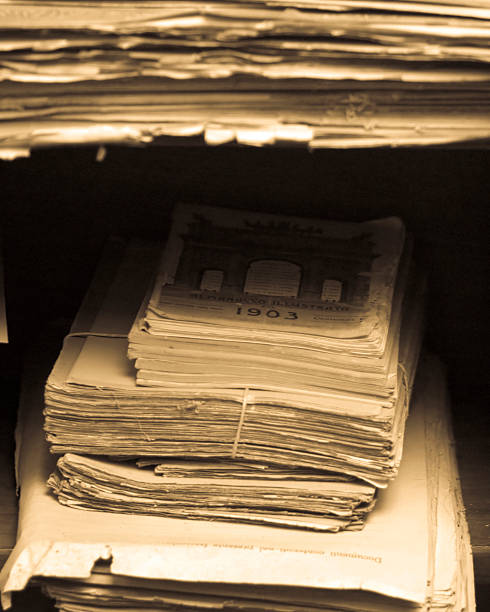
[146,204,405,341]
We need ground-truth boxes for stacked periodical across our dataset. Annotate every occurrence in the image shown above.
[43,204,423,532]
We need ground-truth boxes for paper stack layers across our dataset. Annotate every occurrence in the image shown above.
[44,208,423,489]
[128,204,424,487]
[39,234,364,531]
[0,350,475,611]
[1,0,490,158]
[41,204,423,532]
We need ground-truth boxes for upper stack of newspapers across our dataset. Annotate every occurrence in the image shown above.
[43,204,424,533]
[1,0,490,158]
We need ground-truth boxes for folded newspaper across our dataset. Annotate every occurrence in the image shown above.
[0,353,475,611]
[44,209,423,487]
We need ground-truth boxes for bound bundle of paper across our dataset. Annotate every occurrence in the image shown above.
[127,204,424,485]
[41,237,373,531]
[0,353,475,611]
[44,206,424,490]
[1,0,490,158]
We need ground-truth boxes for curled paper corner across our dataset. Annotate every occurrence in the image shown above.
[0,148,31,161]
[1,541,113,609]
[204,126,235,145]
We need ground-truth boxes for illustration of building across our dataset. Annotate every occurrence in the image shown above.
[169,212,378,305]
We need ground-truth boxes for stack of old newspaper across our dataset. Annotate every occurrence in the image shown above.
[1,0,490,158]
[42,205,424,534]
[0,348,475,611]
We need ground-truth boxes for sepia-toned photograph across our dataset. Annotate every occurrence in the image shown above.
[0,1,488,611]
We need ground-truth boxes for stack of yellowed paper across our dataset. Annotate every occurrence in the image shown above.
[41,236,372,531]
[128,204,423,487]
[0,0,490,158]
[0,351,475,611]
[43,206,423,500]
[47,455,377,532]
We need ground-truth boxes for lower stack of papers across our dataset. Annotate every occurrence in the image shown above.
[48,455,376,532]
[0,352,475,611]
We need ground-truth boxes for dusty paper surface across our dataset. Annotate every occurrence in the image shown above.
[1,358,432,608]
[49,332,407,487]
[68,335,392,415]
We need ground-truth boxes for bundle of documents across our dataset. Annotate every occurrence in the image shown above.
[1,0,490,158]
[40,235,369,531]
[129,204,424,486]
[44,206,424,497]
[0,352,476,611]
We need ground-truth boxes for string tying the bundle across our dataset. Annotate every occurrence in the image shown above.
[231,387,254,459]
